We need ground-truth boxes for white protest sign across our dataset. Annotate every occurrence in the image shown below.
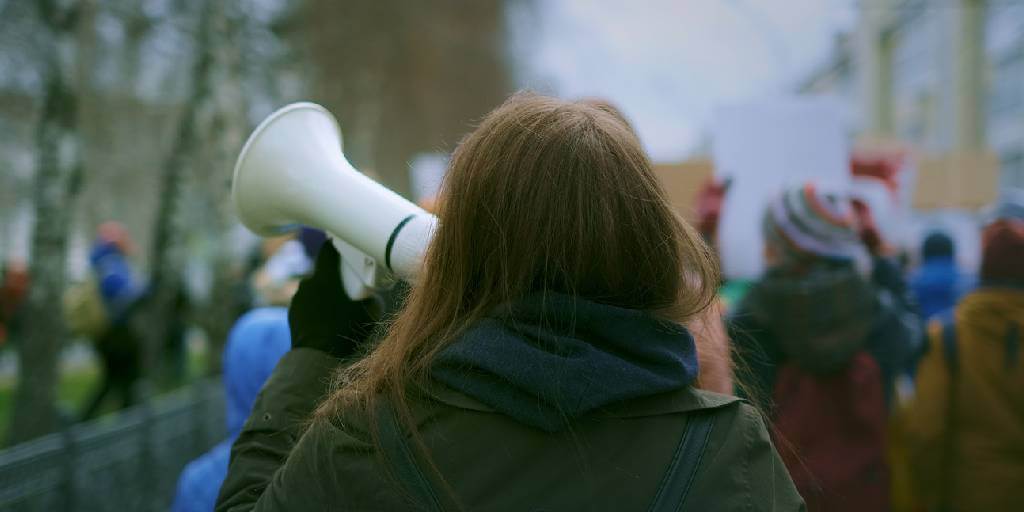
[711,98,850,279]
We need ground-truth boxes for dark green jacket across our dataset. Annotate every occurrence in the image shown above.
[216,348,803,511]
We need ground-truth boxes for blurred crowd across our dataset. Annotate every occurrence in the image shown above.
[716,185,1024,512]
[1,96,1021,512]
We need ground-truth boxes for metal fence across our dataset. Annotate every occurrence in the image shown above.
[0,380,226,512]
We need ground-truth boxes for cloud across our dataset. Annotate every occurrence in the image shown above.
[513,0,855,161]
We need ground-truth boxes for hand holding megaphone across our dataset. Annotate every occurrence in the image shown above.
[232,102,437,299]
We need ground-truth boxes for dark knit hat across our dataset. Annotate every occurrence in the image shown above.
[921,231,955,261]
[762,183,861,265]
[980,190,1024,284]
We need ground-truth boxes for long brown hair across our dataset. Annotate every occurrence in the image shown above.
[316,91,719,485]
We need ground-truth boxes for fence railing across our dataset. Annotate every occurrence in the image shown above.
[0,380,226,512]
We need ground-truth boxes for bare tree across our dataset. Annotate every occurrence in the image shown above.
[144,0,249,378]
[304,1,395,184]
[191,0,249,374]
[304,0,512,196]
[9,0,85,444]
[143,0,215,385]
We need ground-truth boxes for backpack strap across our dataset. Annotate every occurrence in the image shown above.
[377,399,445,512]
[937,312,958,511]
[1004,322,1020,370]
[939,311,958,375]
[379,397,718,512]
[647,409,717,512]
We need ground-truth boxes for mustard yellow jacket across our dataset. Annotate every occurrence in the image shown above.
[904,288,1024,512]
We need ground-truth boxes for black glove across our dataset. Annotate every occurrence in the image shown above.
[288,242,379,359]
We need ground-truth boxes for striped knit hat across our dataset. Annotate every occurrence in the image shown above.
[763,183,861,265]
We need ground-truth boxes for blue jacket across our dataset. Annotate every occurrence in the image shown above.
[171,308,291,512]
[910,258,973,320]
[89,241,142,323]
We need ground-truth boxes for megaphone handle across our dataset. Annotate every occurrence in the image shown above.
[340,260,373,301]
[331,237,375,301]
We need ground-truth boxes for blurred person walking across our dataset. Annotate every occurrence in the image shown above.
[172,307,291,512]
[0,261,30,347]
[910,232,973,320]
[216,94,803,511]
[730,184,920,512]
[80,222,144,420]
[903,193,1024,512]
[250,234,312,308]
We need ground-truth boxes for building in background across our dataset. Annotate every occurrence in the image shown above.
[801,33,858,128]
[986,1,1024,187]
[800,0,1023,189]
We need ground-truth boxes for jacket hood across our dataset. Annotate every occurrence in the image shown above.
[912,259,970,318]
[430,292,698,432]
[744,264,876,373]
[223,308,291,435]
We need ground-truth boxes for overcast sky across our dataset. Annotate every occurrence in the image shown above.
[511,0,856,161]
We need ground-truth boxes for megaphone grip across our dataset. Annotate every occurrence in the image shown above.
[384,214,417,271]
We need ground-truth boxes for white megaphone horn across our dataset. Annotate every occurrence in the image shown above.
[232,102,437,300]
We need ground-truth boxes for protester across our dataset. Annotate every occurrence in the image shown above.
[729,183,919,512]
[172,307,291,512]
[250,234,311,307]
[903,192,1024,512]
[694,177,753,310]
[0,260,29,347]
[579,96,638,135]
[910,231,972,319]
[695,177,730,247]
[297,226,327,261]
[81,222,144,420]
[216,93,803,511]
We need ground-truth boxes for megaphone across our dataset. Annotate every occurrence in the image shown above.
[232,102,438,299]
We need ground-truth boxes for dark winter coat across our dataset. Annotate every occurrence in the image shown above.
[216,294,804,511]
[172,308,291,512]
[729,260,921,409]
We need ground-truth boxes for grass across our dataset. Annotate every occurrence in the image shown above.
[0,336,210,448]
[0,357,101,445]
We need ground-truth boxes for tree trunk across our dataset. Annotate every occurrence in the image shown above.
[140,0,218,387]
[145,0,247,379]
[9,0,82,445]
[199,260,236,375]
[197,0,248,373]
